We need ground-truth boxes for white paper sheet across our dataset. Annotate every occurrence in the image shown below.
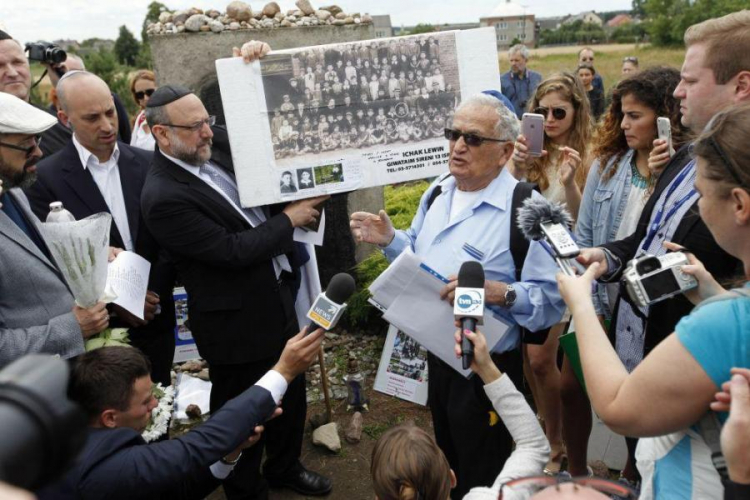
[372,254,511,378]
[374,324,429,406]
[106,251,150,319]
[174,372,212,420]
[292,209,326,247]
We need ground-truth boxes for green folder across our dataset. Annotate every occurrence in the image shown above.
[559,319,610,395]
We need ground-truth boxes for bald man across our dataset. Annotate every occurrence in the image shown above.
[24,71,177,387]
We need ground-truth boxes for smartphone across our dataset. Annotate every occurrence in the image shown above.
[521,113,545,157]
[657,117,673,156]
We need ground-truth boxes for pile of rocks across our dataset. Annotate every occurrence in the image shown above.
[146,1,373,36]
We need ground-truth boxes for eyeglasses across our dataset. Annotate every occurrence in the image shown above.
[444,128,509,147]
[0,135,42,157]
[534,106,567,121]
[162,116,216,132]
[500,475,638,499]
[134,88,156,101]
[623,57,639,64]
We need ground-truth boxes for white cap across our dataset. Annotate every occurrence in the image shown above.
[0,92,57,135]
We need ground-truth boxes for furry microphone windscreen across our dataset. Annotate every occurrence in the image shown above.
[516,197,574,241]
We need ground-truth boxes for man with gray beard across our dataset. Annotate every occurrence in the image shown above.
[0,91,109,366]
[140,83,331,499]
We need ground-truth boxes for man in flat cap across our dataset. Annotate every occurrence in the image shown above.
[0,29,131,156]
[0,92,109,367]
[140,41,332,499]
[24,70,176,387]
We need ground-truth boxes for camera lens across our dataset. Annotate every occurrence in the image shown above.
[46,46,67,65]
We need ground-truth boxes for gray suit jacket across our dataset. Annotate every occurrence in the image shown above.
[0,188,83,367]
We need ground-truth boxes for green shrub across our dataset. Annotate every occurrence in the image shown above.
[343,180,431,331]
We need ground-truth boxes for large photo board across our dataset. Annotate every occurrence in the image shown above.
[216,28,499,207]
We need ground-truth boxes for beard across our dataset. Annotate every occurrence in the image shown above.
[169,130,212,166]
[0,155,39,190]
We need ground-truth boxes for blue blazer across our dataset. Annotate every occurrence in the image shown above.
[38,384,277,500]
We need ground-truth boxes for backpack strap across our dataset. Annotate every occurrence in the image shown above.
[508,182,550,345]
[426,173,452,212]
[510,182,539,282]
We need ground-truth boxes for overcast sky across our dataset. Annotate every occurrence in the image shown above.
[3,0,632,44]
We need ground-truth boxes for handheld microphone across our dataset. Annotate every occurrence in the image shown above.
[306,273,356,332]
[454,261,485,370]
[516,197,580,276]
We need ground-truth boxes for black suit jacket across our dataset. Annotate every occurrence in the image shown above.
[600,144,741,354]
[140,127,300,365]
[37,385,277,500]
[24,140,176,340]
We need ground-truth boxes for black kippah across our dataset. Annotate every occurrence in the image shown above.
[0,30,12,41]
[146,84,192,108]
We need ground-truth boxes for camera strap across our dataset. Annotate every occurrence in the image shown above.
[642,162,697,250]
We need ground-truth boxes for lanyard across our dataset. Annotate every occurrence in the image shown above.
[642,163,697,250]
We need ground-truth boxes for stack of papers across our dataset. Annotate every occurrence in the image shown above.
[369,250,511,378]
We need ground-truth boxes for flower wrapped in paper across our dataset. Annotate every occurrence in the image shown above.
[42,213,114,308]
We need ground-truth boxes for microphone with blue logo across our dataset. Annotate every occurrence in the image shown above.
[454,261,486,370]
[306,272,356,332]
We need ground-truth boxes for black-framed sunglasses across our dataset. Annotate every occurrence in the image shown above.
[534,106,567,121]
[444,128,509,147]
[162,116,216,132]
[134,88,156,101]
[500,475,638,499]
[623,56,639,64]
[0,135,42,157]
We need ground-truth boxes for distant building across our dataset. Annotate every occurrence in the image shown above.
[606,14,632,28]
[480,0,536,49]
[562,11,604,27]
[536,16,565,31]
[372,15,393,38]
[436,22,481,32]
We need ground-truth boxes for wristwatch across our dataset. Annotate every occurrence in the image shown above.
[504,284,517,307]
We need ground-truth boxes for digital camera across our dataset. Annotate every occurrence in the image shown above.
[25,41,66,65]
[623,252,697,308]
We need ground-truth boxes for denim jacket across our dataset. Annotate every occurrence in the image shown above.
[576,149,635,315]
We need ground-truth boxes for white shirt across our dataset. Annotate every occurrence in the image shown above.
[72,135,133,251]
[208,369,288,479]
[162,152,291,277]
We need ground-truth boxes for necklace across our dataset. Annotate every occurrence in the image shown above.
[630,156,649,190]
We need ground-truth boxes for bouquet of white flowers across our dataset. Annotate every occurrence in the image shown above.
[42,213,114,308]
[142,383,175,443]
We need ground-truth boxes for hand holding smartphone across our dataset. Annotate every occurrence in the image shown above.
[657,117,674,157]
[521,113,545,158]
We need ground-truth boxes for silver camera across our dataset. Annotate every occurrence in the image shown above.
[623,252,698,308]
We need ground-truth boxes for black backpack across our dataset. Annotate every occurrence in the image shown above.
[425,175,551,345]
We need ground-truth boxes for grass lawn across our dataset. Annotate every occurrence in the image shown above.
[499,45,686,93]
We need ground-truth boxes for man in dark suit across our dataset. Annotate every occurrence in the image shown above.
[37,329,325,500]
[140,83,331,498]
[24,71,175,386]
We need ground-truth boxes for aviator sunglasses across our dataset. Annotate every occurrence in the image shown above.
[135,88,156,101]
[534,106,567,121]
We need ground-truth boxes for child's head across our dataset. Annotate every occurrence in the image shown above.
[371,424,454,500]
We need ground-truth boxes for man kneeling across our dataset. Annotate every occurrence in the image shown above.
[38,328,324,500]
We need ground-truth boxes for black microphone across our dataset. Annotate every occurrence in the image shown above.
[306,273,356,332]
[516,197,580,276]
[454,261,485,370]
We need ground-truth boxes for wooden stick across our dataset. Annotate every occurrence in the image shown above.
[317,345,333,421]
